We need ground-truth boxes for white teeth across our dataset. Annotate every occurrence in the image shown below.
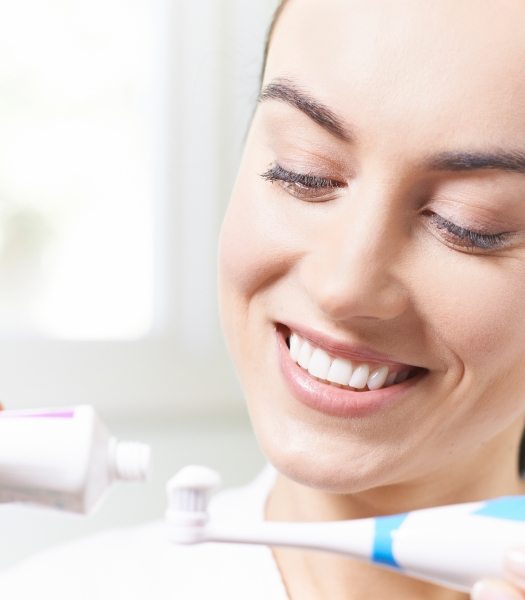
[287,331,414,391]
[297,340,314,370]
[308,348,332,379]
[395,370,410,383]
[367,366,389,390]
[326,357,353,385]
[385,372,397,386]
[349,363,370,389]
[289,333,301,362]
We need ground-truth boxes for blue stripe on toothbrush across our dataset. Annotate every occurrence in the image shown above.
[372,513,408,568]
[473,497,525,522]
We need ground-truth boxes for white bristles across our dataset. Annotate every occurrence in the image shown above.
[165,465,221,543]
[167,465,221,512]
[174,488,208,512]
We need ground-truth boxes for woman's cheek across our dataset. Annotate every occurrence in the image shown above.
[413,248,525,376]
[219,172,302,303]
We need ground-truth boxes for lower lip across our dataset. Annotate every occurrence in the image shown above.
[275,327,425,418]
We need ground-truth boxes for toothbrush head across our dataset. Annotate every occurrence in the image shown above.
[165,465,221,544]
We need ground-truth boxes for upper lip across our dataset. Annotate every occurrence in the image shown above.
[280,321,417,369]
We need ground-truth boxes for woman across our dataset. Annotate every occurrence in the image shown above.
[2,0,525,598]
[218,0,525,598]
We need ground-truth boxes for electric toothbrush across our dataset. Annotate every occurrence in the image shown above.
[165,465,525,593]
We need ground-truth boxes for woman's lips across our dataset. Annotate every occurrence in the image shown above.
[282,321,418,368]
[275,326,427,418]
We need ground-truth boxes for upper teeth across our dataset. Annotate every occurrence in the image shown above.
[289,332,410,391]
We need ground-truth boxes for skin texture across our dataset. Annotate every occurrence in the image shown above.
[218,0,525,598]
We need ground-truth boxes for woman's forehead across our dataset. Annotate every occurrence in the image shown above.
[265,0,525,149]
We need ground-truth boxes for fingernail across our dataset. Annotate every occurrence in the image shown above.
[507,548,525,577]
[471,580,523,600]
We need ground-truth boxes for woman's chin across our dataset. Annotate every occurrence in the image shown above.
[258,432,397,495]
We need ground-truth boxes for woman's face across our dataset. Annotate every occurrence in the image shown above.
[218,0,525,495]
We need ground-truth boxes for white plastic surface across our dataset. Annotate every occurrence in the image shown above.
[111,440,151,481]
[0,405,151,513]
[394,504,525,591]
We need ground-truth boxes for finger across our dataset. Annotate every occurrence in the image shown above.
[471,579,524,600]
[505,549,525,591]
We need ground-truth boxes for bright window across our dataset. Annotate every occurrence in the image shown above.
[0,0,279,416]
[0,0,156,339]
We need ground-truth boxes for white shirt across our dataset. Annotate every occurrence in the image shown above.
[0,465,289,599]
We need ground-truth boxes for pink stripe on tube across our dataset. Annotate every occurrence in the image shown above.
[0,410,75,419]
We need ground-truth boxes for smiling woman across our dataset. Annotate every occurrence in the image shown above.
[217,0,525,598]
[2,1,525,599]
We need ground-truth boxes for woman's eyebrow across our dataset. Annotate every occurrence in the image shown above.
[258,77,354,142]
[259,79,525,176]
[425,150,525,175]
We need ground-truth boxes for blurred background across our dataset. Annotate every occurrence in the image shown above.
[0,0,279,567]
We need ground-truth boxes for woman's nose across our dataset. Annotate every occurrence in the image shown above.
[299,211,410,323]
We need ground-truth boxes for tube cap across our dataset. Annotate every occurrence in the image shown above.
[112,441,151,481]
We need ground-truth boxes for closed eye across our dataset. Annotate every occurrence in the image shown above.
[260,163,345,201]
[423,211,512,251]
[261,165,515,252]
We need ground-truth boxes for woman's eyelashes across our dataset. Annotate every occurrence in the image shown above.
[422,211,511,251]
[260,163,514,253]
[260,163,345,201]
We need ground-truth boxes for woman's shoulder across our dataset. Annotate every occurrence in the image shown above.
[0,464,287,599]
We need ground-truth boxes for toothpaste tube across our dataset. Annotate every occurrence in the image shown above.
[0,405,150,513]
